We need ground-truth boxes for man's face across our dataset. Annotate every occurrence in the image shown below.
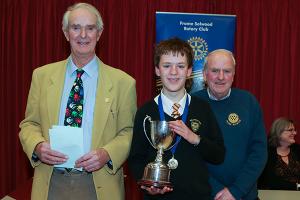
[64,8,102,59]
[155,52,192,96]
[203,52,235,100]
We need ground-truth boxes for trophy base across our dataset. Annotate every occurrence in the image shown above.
[138,179,173,189]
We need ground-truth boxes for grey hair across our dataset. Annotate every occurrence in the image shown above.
[62,3,103,32]
[203,49,236,71]
[268,117,294,147]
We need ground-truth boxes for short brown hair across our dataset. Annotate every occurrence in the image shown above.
[268,117,294,147]
[154,38,194,68]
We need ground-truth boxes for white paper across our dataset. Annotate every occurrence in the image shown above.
[49,126,84,170]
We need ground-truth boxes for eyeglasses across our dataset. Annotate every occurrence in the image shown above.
[284,128,297,132]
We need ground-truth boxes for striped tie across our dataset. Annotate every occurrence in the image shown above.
[171,103,181,118]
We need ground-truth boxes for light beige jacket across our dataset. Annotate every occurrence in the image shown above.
[19,58,137,200]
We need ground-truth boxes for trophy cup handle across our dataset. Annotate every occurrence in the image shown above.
[143,115,156,149]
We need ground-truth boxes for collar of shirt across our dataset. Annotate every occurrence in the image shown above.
[154,90,191,117]
[67,55,98,80]
[207,88,231,101]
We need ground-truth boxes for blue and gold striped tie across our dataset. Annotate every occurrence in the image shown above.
[171,103,181,119]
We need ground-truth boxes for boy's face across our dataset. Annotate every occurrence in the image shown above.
[155,52,192,96]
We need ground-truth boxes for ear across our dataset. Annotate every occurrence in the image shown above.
[96,29,103,41]
[187,67,192,77]
[155,66,160,77]
[63,30,70,41]
[203,69,207,82]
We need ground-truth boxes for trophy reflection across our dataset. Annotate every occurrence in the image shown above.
[138,115,175,188]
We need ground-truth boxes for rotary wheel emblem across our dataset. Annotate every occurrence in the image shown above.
[188,37,208,61]
[226,113,241,126]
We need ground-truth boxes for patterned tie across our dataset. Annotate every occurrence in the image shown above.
[64,69,84,127]
[171,103,181,118]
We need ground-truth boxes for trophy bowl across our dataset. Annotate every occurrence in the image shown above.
[138,116,175,188]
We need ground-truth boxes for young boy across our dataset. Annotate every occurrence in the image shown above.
[128,38,225,200]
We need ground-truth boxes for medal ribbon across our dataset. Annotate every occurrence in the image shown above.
[158,95,189,156]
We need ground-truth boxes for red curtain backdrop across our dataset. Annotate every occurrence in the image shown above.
[1,0,300,199]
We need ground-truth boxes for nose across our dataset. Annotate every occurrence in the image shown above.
[170,65,178,75]
[80,27,86,38]
[217,70,224,80]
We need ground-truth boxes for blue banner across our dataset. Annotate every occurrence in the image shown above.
[156,12,236,93]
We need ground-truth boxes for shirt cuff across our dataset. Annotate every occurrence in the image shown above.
[32,152,39,162]
[107,160,113,169]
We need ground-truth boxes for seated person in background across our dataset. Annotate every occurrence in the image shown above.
[259,117,300,190]
[128,38,225,200]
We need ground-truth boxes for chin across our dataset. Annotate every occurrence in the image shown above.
[76,50,93,56]
[164,84,184,91]
[286,141,295,146]
[290,140,296,144]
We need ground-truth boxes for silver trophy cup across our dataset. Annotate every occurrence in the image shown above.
[138,115,175,188]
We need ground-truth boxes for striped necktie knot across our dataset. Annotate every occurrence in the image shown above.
[171,103,181,118]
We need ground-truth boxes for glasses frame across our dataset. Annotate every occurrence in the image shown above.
[283,128,297,132]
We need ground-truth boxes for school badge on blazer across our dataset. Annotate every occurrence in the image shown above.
[190,119,201,132]
[226,113,241,126]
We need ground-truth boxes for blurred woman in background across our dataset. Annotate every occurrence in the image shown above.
[259,117,300,190]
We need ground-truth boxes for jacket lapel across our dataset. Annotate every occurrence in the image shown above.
[47,60,68,126]
[91,60,113,148]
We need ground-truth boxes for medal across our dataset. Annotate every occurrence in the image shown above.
[168,157,178,169]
